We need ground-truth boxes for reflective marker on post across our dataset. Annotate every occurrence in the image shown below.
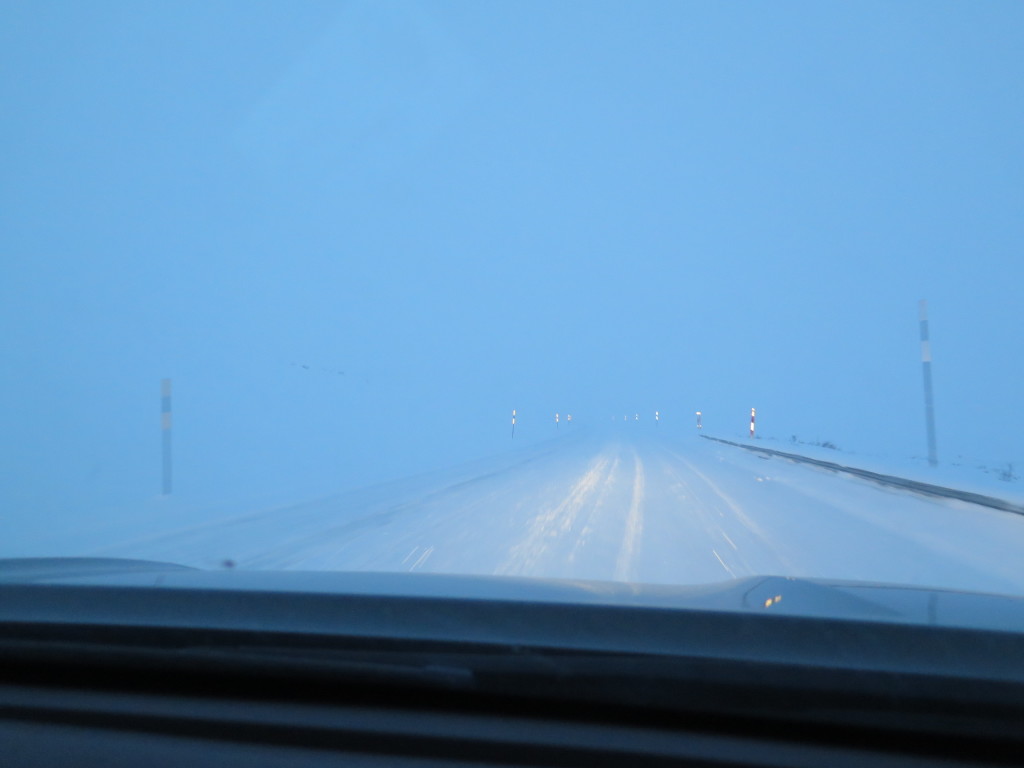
[555,412,559,429]
[567,414,572,424]
[655,410,660,425]
[161,378,172,495]
[750,407,756,439]
[511,409,516,440]
[696,411,702,430]
[919,300,938,467]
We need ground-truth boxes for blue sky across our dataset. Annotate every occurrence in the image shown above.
[2,1,1023,515]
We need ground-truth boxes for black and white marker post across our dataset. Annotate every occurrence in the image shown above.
[919,300,938,467]
[511,409,516,440]
[749,407,756,439]
[161,378,172,495]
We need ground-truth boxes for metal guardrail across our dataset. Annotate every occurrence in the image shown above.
[700,435,1024,517]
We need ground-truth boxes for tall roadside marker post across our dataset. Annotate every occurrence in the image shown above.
[696,411,702,430]
[511,409,516,440]
[161,378,173,495]
[919,300,938,467]
[749,408,756,439]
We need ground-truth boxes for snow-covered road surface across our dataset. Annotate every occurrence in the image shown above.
[94,431,1024,595]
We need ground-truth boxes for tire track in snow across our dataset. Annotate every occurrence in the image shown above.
[496,454,612,577]
[711,548,736,577]
[654,456,751,578]
[613,451,645,582]
[405,545,435,571]
[567,455,621,566]
[657,447,796,576]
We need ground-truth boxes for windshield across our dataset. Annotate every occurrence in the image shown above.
[2,1,1023,602]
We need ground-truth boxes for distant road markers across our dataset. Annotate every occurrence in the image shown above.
[749,408,756,439]
[161,378,172,495]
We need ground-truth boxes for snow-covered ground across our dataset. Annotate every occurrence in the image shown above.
[45,429,1024,597]
[738,434,1024,506]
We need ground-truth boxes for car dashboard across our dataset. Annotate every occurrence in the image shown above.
[2,560,1024,767]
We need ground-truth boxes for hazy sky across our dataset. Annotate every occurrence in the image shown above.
[2,1,1023,516]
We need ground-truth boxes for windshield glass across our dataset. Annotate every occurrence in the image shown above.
[3,1,1023,601]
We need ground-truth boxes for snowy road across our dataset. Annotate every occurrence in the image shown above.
[96,431,1024,595]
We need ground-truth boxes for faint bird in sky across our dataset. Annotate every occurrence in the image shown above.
[291,362,346,376]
